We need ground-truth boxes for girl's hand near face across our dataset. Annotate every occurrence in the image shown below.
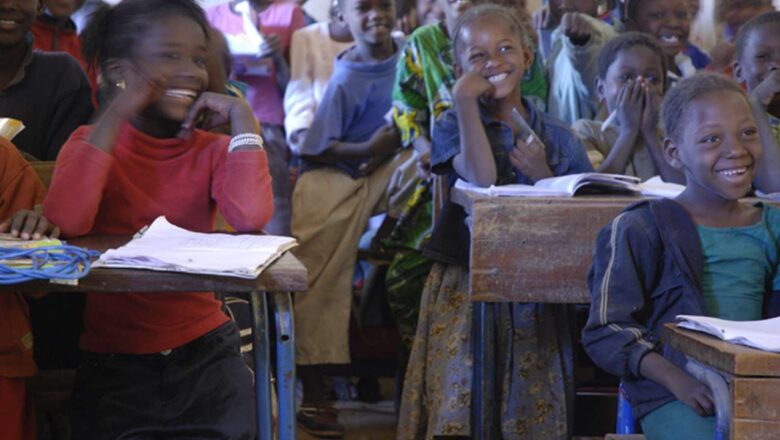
[616,78,643,137]
[179,92,259,140]
[510,136,553,183]
[88,64,168,153]
[453,72,495,104]
[114,64,168,120]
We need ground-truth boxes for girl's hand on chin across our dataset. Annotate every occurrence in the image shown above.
[178,92,259,138]
[453,72,495,103]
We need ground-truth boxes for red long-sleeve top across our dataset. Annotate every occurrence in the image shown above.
[43,123,274,353]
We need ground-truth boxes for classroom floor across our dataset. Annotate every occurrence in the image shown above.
[297,401,398,440]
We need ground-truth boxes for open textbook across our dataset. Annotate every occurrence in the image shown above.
[94,216,297,279]
[455,174,685,198]
[676,315,780,353]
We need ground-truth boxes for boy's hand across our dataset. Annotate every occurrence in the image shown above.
[0,210,60,240]
[368,125,402,156]
[668,373,715,417]
[259,34,283,59]
[751,69,780,111]
[616,78,644,136]
[561,12,593,46]
[179,92,258,139]
[510,136,553,183]
[453,72,495,103]
[640,79,662,139]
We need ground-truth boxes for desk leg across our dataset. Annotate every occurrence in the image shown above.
[472,301,496,440]
[271,292,296,440]
[250,291,273,440]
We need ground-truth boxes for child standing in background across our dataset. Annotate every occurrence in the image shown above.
[291,0,413,434]
[584,73,779,440]
[43,1,273,437]
[0,0,93,160]
[208,0,306,236]
[547,0,617,124]
[32,0,98,94]
[284,0,353,154]
[573,32,682,182]
[399,5,593,439]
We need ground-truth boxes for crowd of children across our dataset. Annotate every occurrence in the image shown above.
[2,0,780,438]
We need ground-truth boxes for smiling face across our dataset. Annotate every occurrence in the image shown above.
[0,0,39,48]
[43,0,84,19]
[132,15,209,123]
[457,15,530,100]
[668,90,761,201]
[631,0,690,59]
[342,0,394,46]
[735,22,780,93]
[599,45,665,112]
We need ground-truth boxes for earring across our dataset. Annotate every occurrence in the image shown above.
[116,80,126,90]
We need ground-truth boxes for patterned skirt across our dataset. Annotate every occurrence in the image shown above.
[397,263,574,439]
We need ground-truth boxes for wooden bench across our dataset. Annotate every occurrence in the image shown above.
[664,324,780,440]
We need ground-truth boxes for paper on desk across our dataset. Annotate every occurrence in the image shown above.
[94,216,297,279]
[676,315,780,353]
[454,175,684,198]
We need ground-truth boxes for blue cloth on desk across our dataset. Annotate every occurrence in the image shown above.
[425,98,593,265]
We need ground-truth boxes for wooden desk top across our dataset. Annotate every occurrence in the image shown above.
[0,235,308,293]
[452,186,640,303]
[663,323,780,377]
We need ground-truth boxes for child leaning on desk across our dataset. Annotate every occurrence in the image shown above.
[583,73,780,440]
[42,1,273,438]
[0,137,59,440]
[398,5,593,439]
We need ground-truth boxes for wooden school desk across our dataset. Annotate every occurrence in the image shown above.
[663,324,780,440]
[451,187,640,439]
[0,235,307,440]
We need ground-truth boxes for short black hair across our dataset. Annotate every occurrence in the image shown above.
[81,0,210,70]
[662,72,748,143]
[598,32,667,84]
[452,3,530,63]
[735,11,780,63]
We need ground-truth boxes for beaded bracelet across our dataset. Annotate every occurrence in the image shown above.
[228,133,265,152]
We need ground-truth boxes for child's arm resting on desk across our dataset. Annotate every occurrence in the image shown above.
[43,127,114,238]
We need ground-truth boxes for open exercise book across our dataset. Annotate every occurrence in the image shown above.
[676,315,780,353]
[94,216,298,279]
[455,174,685,198]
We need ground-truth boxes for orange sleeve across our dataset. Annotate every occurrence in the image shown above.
[0,139,46,222]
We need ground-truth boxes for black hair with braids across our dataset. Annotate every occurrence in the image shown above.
[81,0,211,71]
[451,3,530,65]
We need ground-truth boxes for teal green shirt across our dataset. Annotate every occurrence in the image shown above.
[696,204,780,321]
